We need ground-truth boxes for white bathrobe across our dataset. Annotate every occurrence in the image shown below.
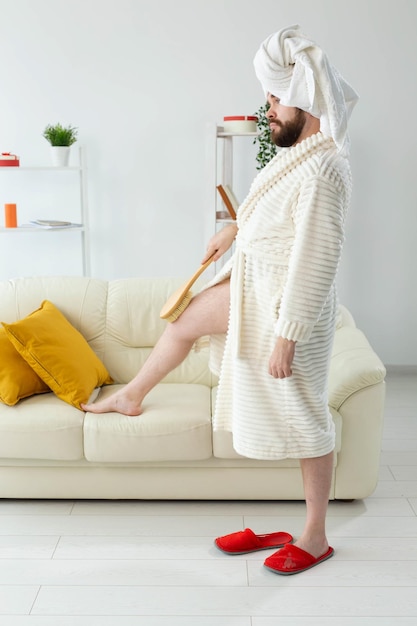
[205,132,352,460]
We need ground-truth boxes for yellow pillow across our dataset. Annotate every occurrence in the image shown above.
[0,327,50,406]
[1,300,113,409]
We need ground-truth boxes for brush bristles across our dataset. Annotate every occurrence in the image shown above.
[165,291,193,323]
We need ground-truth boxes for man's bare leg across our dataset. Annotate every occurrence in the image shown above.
[81,280,230,415]
[295,451,334,558]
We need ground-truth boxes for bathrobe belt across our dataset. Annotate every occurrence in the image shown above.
[230,236,290,358]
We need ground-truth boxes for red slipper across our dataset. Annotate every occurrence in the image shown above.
[214,528,293,555]
[264,543,334,575]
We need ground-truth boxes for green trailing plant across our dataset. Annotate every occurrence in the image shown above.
[42,123,78,146]
[253,103,277,170]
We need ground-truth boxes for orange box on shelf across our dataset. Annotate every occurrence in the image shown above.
[4,203,17,227]
[0,152,20,167]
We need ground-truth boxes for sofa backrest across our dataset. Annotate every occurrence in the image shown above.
[0,276,386,400]
[0,276,213,387]
[104,277,213,386]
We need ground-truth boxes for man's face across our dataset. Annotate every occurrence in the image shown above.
[266,94,307,148]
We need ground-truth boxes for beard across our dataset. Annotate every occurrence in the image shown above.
[270,108,307,147]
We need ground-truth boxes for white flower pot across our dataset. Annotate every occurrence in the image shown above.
[50,146,70,167]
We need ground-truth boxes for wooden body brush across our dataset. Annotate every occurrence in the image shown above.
[160,254,215,322]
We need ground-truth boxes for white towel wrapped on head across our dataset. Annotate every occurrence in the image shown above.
[253,25,359,153]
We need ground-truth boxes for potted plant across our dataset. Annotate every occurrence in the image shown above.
[43,123,78,167]
[252,103,277,170]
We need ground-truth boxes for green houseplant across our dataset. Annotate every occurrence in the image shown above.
[43,123,78,147]
[253,103,277,170]
[43,123,78,167]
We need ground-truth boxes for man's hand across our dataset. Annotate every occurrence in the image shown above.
[202,223,238,263]
[269,337,296,378]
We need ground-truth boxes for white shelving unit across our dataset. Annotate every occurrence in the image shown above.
[205,123,258,274]
[0,147,90,277]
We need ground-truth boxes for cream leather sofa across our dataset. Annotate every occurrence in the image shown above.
[0,275,386,501]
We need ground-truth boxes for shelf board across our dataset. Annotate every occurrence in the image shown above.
[217,131,259,138]
[0,166,81,171]
[0,225,85,233]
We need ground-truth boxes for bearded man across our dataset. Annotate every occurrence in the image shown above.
[83,25,358,575]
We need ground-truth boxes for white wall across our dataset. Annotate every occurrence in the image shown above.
[0,0,416,366]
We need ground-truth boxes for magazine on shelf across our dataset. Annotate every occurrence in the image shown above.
[27,220,82,229]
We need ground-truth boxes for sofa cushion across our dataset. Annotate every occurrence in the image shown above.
[0,327,50,406]
[0,392,85,460]
[103,278,213,386]
[83,383,213,462]
[2,300,113,409]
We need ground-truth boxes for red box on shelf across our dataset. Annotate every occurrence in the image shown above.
[0,152,20,167]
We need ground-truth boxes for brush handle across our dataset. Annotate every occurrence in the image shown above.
[159,254,215,320]
[183,254,215,291]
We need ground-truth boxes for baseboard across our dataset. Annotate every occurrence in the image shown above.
[385,364,417,375]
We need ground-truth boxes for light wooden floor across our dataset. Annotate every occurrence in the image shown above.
[0,371,416,625]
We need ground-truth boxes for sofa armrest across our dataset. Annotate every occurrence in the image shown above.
[329,324,386,499]
[329,326,386,411]
[336,304,356,329]
[333,382,386,499]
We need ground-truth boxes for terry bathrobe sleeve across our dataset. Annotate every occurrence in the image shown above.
[274,173,347,343]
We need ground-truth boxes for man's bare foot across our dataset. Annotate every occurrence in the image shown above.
[81,389,143,416]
